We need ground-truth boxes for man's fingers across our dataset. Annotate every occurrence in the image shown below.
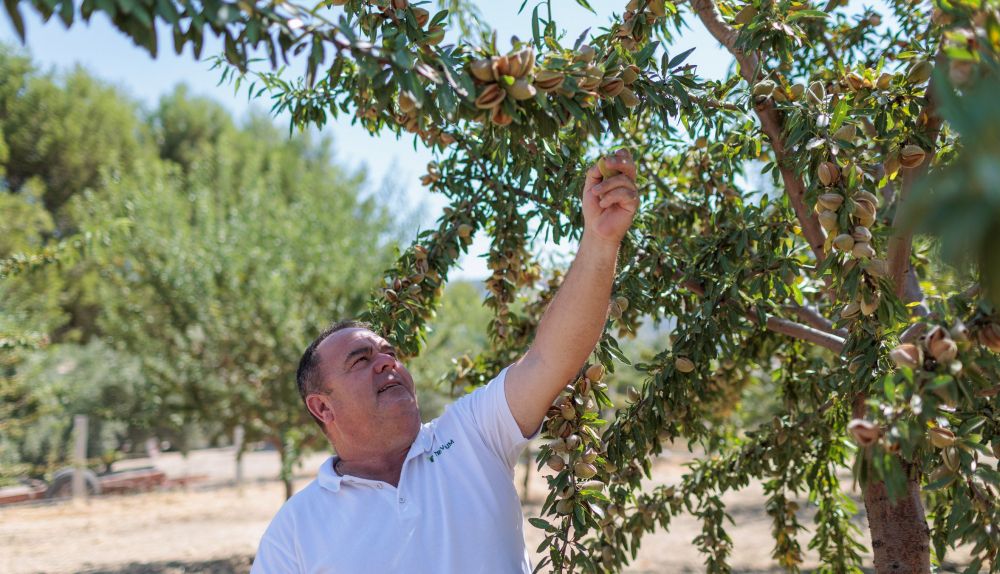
[605,151,637,180]
[591,174,636,198]
[585,164,603,186]
[597,186,640,211]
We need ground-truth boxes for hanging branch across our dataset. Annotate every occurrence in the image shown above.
[690,0,828,264]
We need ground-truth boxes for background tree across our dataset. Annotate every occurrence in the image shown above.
[77,102,403,497]
[0,56,412,495]
[5,0,1000,572]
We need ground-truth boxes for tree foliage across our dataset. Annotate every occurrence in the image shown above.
[5,0,1000,571]
[0,56,409,491]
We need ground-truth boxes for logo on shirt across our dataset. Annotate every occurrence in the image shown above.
[428,439,455,462]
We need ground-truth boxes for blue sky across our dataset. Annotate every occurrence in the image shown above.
[0,1,727,278]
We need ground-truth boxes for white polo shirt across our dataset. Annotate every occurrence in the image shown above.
[250,366,536,573]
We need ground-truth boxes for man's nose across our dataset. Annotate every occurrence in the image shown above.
[373,352,397,372]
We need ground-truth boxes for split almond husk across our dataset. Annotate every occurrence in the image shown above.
[818,162,841,186]
[546,455,566,471]
[469,58,495,82]
[475,83,506,109]
[506,78,537,100]
[853,241,876,259]
[619,87,640,107]
[900,144,927,169]
[574,461,599,479]
[622,65,640,85]
[586,364,606,382]
[860,291,880,315]
[599,77,626,98]
[807,80,826,105]
[928,427,956,449]
[833,234,855,252]
[890,343,921,369]
[864,258,889,278]
[675,357,696,373]
[534,70,565,92]
[818,192,844,210]
[841,301,861,319]
[976,323,1000,352]
[848,419,880,446]
[942,445,960,471]
[906,59,933,85]
[818,210,839,233]
[490,105,513,126]
[852,225,872,242]
[929,335,958,363]
[412,7,430,28]
[856,190,880,207]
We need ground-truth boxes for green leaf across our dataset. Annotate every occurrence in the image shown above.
[667,47,696,69]
[786,10,828,22]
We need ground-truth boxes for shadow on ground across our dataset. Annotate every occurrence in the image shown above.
[81,557,253,574]
[78,556,973,574]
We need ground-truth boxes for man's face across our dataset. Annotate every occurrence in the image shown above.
[310,328,420,447]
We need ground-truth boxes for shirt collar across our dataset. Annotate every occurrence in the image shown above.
[317,423,436,493]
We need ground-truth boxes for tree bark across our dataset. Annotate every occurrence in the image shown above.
[863,474,931,574]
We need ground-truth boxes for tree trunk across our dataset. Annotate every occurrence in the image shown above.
[863,473,931,573]
[520,446,531,503]
[273,437,295,500]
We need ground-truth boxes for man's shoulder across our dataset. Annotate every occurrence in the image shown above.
[271,479,324,523]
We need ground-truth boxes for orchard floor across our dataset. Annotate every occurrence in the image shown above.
[0,446,975,574]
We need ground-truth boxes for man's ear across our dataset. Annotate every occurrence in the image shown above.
[305,393,336,425]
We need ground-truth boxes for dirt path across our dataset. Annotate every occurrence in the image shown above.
[0,447,974,573]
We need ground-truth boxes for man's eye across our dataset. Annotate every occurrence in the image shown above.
[353,356,369,367]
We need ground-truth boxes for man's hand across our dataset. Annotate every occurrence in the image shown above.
[505,150,639,438]
[582,149,639,245]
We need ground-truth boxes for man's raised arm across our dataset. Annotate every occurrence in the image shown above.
[506,150,639,437]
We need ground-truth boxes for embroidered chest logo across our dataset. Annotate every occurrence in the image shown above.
[428,439,455,462]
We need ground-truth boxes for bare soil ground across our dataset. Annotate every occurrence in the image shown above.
[0,446,974,573]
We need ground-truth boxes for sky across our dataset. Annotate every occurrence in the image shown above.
[0,1,728,279]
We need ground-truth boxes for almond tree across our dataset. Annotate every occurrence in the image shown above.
[7,0,999,571]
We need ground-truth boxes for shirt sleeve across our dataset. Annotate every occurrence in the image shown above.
[249,516,301,574]
[451,365,540,469]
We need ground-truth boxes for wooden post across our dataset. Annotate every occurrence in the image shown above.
[72,415,88,503]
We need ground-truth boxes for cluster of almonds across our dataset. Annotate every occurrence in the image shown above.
[543,364,613,514]
[926,426,964,485]
[381,244,439,305]
[396,93,456,146]
[468,44,642,127]
[469,47,538,126]
[347,0,444,45]
[754,58,927,108]
[890,323,965,375]
[814,162,881,263]
[616,0,667,50]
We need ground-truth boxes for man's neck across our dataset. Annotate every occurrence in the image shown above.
[335,444,410,487]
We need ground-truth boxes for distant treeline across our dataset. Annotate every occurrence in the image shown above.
[0,45,494,488]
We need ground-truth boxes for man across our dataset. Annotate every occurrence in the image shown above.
[251,150,639,573]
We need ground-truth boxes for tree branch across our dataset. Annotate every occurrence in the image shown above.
[690,0,827,264]
[886,58,944,299]
[766,316,846,352]
[784,304,848,337]
[677,273,845,352]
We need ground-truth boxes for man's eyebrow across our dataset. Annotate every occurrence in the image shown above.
[343,343,396,367]
[344,344,373,367]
